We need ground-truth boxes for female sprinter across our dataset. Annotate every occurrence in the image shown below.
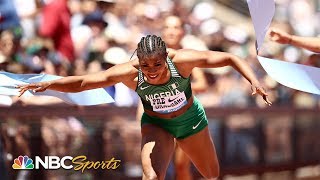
[18,35,271,180]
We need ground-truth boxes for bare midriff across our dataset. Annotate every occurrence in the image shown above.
[144,96,194,119]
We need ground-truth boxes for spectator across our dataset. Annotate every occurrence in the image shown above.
[38,0,75,62]
[13,0,38,41]
[0,0,21,31]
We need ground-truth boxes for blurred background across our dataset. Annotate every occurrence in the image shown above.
[0,0,320,179]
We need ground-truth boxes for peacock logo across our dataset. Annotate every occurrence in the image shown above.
[12,155,34,169]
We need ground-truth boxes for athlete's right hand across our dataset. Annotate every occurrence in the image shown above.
[17,82,51,97]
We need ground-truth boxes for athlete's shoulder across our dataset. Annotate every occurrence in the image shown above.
[167,48,178,59]
[168,49,199,77]
[129,58,140,70]
[112,58,139,80]
[171,49,203,64]
[112,59,139,89]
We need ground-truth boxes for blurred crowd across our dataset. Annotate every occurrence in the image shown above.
[1,0,320,179]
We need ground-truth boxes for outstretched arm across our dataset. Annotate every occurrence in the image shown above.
[269,28,320,53]
[173,49,272,105]
[18,62,137,96]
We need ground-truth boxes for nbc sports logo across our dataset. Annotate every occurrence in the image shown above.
[11,155,121,172]
[12,155,72,170]
[12,155,34,169]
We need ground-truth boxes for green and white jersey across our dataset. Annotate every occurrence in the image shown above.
[136,57,192,114]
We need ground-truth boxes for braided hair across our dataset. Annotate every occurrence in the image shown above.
[137,35,167,60]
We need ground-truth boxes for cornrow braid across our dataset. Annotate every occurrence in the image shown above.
[157,36,162,47]
[145,35,152,53]
[151,35,156,52]
[137,35,167,60]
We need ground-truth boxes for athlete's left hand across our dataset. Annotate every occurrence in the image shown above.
[269,28,291,45]
[251,84,272,106]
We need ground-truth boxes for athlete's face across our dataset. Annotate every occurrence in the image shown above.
[162,16,185,47]
[139,55,168,84]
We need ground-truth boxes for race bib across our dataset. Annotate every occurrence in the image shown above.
[151,92,187,113]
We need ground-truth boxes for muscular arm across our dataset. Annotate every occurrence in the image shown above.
[18,62,138,95]
[174,49,260,86]
[173,49,271,105]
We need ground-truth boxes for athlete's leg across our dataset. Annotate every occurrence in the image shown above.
[174,145,193,180]
[176,126,219,179]
[141,124,175,180]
